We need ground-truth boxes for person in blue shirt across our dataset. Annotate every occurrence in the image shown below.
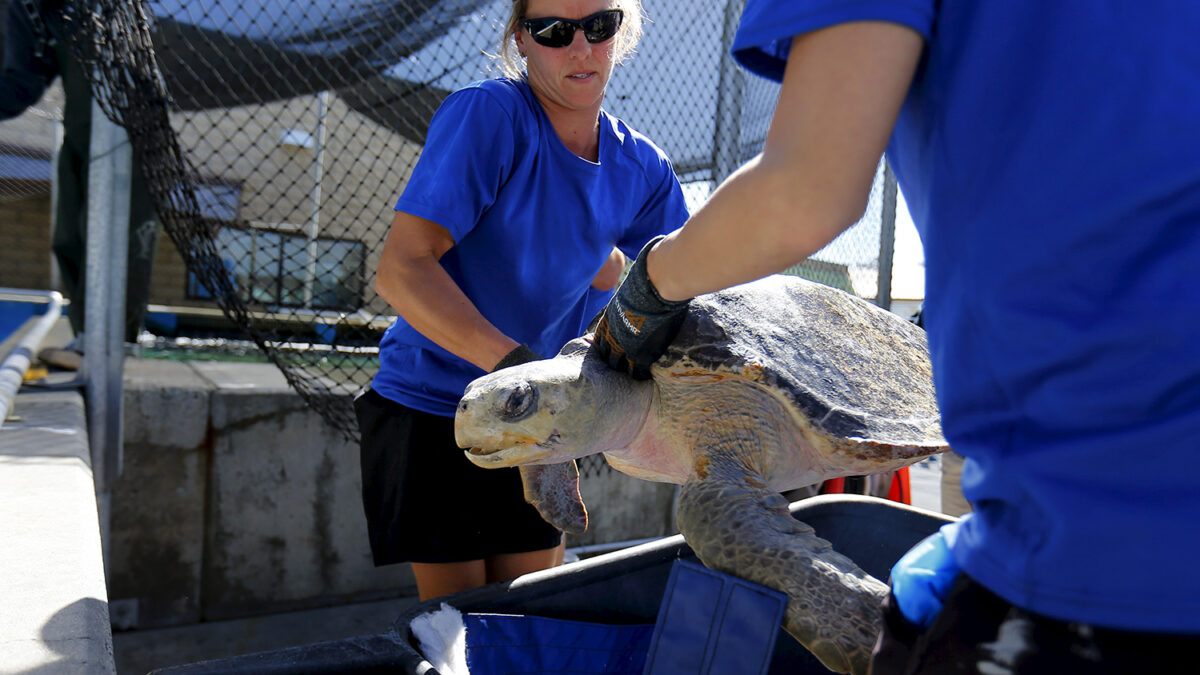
[357,0,689,602]
[594,1,1199,671]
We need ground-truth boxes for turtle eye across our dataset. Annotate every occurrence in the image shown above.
[500,382,538,422]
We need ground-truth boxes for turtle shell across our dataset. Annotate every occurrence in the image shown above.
[654,274,943,447]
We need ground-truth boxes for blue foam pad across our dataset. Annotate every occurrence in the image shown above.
[642,559,788,675]
[464,612,653,674]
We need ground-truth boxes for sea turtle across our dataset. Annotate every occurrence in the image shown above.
[455,274,948,675]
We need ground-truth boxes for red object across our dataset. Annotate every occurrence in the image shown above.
[819,467,912,505]
[822,477,847,494]
[887,467,912,505]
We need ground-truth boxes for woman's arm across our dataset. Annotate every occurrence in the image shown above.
[591,247,628,291]
[648,21,925,301]
[375,210,518,372]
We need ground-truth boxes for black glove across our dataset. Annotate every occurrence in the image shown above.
[593,235,690,380]
[492,343,542,372]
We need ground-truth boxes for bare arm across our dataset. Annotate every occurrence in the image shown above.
[375,211,517,371]
[591,247,628,291]
[647,22,924,301]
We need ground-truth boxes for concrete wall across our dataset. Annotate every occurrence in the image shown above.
[0,87,418,313]
[110,359,410,630]
[110,357,678,630]
[570,456,678,550]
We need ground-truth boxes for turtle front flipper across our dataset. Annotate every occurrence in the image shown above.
[519,462,588,534]
[677,461,887,675]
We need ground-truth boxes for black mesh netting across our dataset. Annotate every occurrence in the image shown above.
[9,0,899,444]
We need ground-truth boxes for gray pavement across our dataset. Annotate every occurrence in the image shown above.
[113,596,417,674]
[909,454,943,513]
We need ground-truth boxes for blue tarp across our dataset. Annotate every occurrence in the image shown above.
[460,560,787,675]
[464,614,653,675]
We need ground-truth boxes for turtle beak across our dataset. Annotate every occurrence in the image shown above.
[454,386,489,448]
[455,386,538,454]
[463,442,555,467]
[456,352,588,462]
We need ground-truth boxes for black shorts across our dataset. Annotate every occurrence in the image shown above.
[355,387,562,565]
[872,574,1200,674]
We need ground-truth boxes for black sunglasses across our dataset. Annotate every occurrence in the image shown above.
[521,9,624,49]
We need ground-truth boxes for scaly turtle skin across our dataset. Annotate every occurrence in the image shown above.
[455,275,947,675]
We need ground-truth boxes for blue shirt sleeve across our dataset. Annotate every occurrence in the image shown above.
[732,0,935,83]
[393,85,519,241]
[617,159,689,259]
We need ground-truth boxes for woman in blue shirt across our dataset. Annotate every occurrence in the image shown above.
[595,1,1200,672]
[358,0,689,602]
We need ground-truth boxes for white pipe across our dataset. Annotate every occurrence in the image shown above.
[565,536,667,560]
[0,289,64,428]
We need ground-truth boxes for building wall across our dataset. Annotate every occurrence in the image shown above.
[0,91,420,315]
[148,230,193,307]
[0,188,204,310]
[0,193,53,290]
[167,95,419,313]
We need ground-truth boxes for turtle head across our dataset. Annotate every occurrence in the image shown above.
[455,337,653,468]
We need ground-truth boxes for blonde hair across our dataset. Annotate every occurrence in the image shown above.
[497,0,644,79]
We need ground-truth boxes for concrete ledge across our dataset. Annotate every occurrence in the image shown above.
[0,389,115,673]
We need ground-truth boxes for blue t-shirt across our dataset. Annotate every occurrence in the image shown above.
[373,78,688,416]
[733,2,1200,632]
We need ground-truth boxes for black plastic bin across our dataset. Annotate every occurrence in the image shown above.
[151,495,953,674]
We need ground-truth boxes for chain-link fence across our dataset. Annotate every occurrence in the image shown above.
[0,0,903,443]
[0,95,60,201]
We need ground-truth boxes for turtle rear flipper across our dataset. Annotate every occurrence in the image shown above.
[519,462,588,534]
[677,457,887,675]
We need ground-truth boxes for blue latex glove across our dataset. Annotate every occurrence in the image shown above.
[889,517,966,629]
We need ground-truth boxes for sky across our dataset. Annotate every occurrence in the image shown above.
[892,190,925,300]
[682,182,925,301]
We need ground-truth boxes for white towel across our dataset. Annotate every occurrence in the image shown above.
[411,602,470,675]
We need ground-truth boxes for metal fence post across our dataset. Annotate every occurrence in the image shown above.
[84,100,130,568]
[875,161,898,311]
[712,0,748,185]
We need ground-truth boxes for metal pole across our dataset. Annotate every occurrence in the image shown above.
[711,0,747,185]
[303,91,329,308]
[875,160,898,311]
[50,122,64,291]
[84,100,130,566]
